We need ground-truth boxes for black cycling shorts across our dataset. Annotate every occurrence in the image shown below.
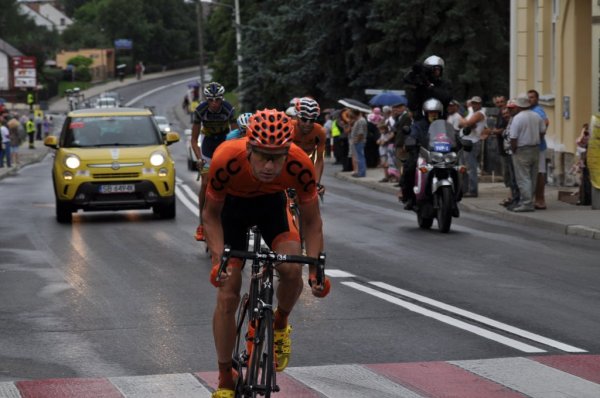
[222,192,299,251]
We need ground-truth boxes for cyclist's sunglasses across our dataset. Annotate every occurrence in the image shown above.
[299,117,316,123]
[207,97,223,102]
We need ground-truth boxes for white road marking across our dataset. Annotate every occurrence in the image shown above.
[125,77,198,106]
[342,281,546,353]
[451,357,600,398]
[0,383,20,398]
[175,185,198,215]
[286,364,425,398]
[325,269,356,277]
[371,281,586,353]
[109,373,211,398]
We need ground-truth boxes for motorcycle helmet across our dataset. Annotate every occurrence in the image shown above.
[422,98,443,115]
[423,55,445,70]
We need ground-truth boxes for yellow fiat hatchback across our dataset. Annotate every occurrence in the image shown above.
[45,107,179,223]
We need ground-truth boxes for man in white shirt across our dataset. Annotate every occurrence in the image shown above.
[509,94,547,212]
[459,96,487,197]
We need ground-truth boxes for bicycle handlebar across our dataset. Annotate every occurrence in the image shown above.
[217,245,326,285]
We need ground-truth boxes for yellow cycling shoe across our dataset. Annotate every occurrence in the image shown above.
[211,388,234,398]
[274,324,292,372]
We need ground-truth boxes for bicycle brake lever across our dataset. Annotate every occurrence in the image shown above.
[316,252,326,285]
[216,246,231,282]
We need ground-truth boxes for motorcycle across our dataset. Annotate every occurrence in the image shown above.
[411,120,467,233]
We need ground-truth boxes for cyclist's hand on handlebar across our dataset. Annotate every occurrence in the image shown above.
[316,183,325,197]
[196,159,206,171]
[309,276,331,298]
[210,263,228,287]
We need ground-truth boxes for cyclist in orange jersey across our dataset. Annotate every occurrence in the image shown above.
[292,97,326,196]
[203,109,331,398]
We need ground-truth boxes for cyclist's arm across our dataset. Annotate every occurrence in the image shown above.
[191,123,202,161]
[203,197,225,264]
[314,150,324,185]
[298,198,323,274]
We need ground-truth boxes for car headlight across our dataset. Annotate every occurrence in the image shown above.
[150,152,165,166]
[64,154,81,169]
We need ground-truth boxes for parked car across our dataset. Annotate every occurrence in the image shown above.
[44,107,180,223]
[185,128,202,171]
[154,116,172,134]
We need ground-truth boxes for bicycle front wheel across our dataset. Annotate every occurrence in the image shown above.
[233,293,249,396]
[247,310,275,398]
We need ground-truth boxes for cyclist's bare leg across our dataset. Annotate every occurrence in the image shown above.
[272,240,303,326]
[213,266,243,389]
[198,175,208,225]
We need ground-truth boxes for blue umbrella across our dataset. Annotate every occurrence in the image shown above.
[0,98,6,105]
[369,92,407,107]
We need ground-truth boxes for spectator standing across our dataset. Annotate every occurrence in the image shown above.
[7,116,21,167]
[34,112,43,140]
[446,99,464,131]
[459,96,487,197]
[323,111,332,158]
[575,123,591,205]
[349,109,367,177]
[528,89,550,209]
[135,61,145,80]
[501,101,520,209]
[509,94,546,212]
[26,117,36,149]
[489,95,511,204]
[0,120,11,168]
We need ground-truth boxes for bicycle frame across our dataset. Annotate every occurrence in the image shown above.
[218,228,325,397]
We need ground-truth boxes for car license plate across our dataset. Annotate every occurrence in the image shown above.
[99,184,135,194]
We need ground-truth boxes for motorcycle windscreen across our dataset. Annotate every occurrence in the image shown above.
[428,120,457,153]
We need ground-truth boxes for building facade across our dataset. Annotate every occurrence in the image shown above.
[511,0,593,186]
[56,49,115,82]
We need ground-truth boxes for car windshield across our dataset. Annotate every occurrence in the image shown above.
[62,115,163,148]
[154,116,168,124]
[96,98,116,107]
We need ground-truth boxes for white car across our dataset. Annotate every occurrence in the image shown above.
[100,91,122,107]
[185,128,202,171]
[95,97,117,108]
[154,116,172,134]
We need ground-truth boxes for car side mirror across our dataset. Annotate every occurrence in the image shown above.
[165,132,180,145]
[44,136,58,149]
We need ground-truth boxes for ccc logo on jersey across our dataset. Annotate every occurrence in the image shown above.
[286,160,316,192]
[211,158,242,191]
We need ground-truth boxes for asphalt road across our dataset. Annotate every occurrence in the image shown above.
[1,75,599,385]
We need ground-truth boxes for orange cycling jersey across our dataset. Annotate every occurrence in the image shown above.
[292,120,326,157]
[206,137,319,204]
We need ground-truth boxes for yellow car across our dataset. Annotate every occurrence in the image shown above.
[44,107,180,223]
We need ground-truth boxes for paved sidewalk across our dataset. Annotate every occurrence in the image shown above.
[332,160,600,240]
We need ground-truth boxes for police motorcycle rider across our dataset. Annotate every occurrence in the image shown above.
[403,55,453,120]
[401,98,463,211]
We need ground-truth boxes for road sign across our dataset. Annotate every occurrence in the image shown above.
[12,56,37,88]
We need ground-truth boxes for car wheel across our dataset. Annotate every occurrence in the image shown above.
[154,199,176,219]
[56,198,73,224]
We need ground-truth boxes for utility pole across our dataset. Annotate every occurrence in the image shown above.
[234,0,242,106]
[196,0,206,91]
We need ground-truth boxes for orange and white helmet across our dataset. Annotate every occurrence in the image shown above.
[247,109,294,152]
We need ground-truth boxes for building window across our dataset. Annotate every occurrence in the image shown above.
[60,18,65,26]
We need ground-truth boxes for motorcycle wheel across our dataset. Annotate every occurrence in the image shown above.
[437,186,453,233]
[417,211,434,229]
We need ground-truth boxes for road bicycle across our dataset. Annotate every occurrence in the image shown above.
[216,227,326,397]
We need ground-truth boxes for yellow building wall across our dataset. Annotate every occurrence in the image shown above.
[513,0,592,185]
[56,48,115,82]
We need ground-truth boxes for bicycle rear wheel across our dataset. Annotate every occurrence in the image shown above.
[247,309,275,398]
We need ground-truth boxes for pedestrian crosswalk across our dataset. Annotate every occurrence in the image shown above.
[2,355,599,397]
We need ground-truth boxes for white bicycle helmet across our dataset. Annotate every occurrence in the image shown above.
[295,97,320,120]
[203,82,225,99]
[236,112,253,130]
